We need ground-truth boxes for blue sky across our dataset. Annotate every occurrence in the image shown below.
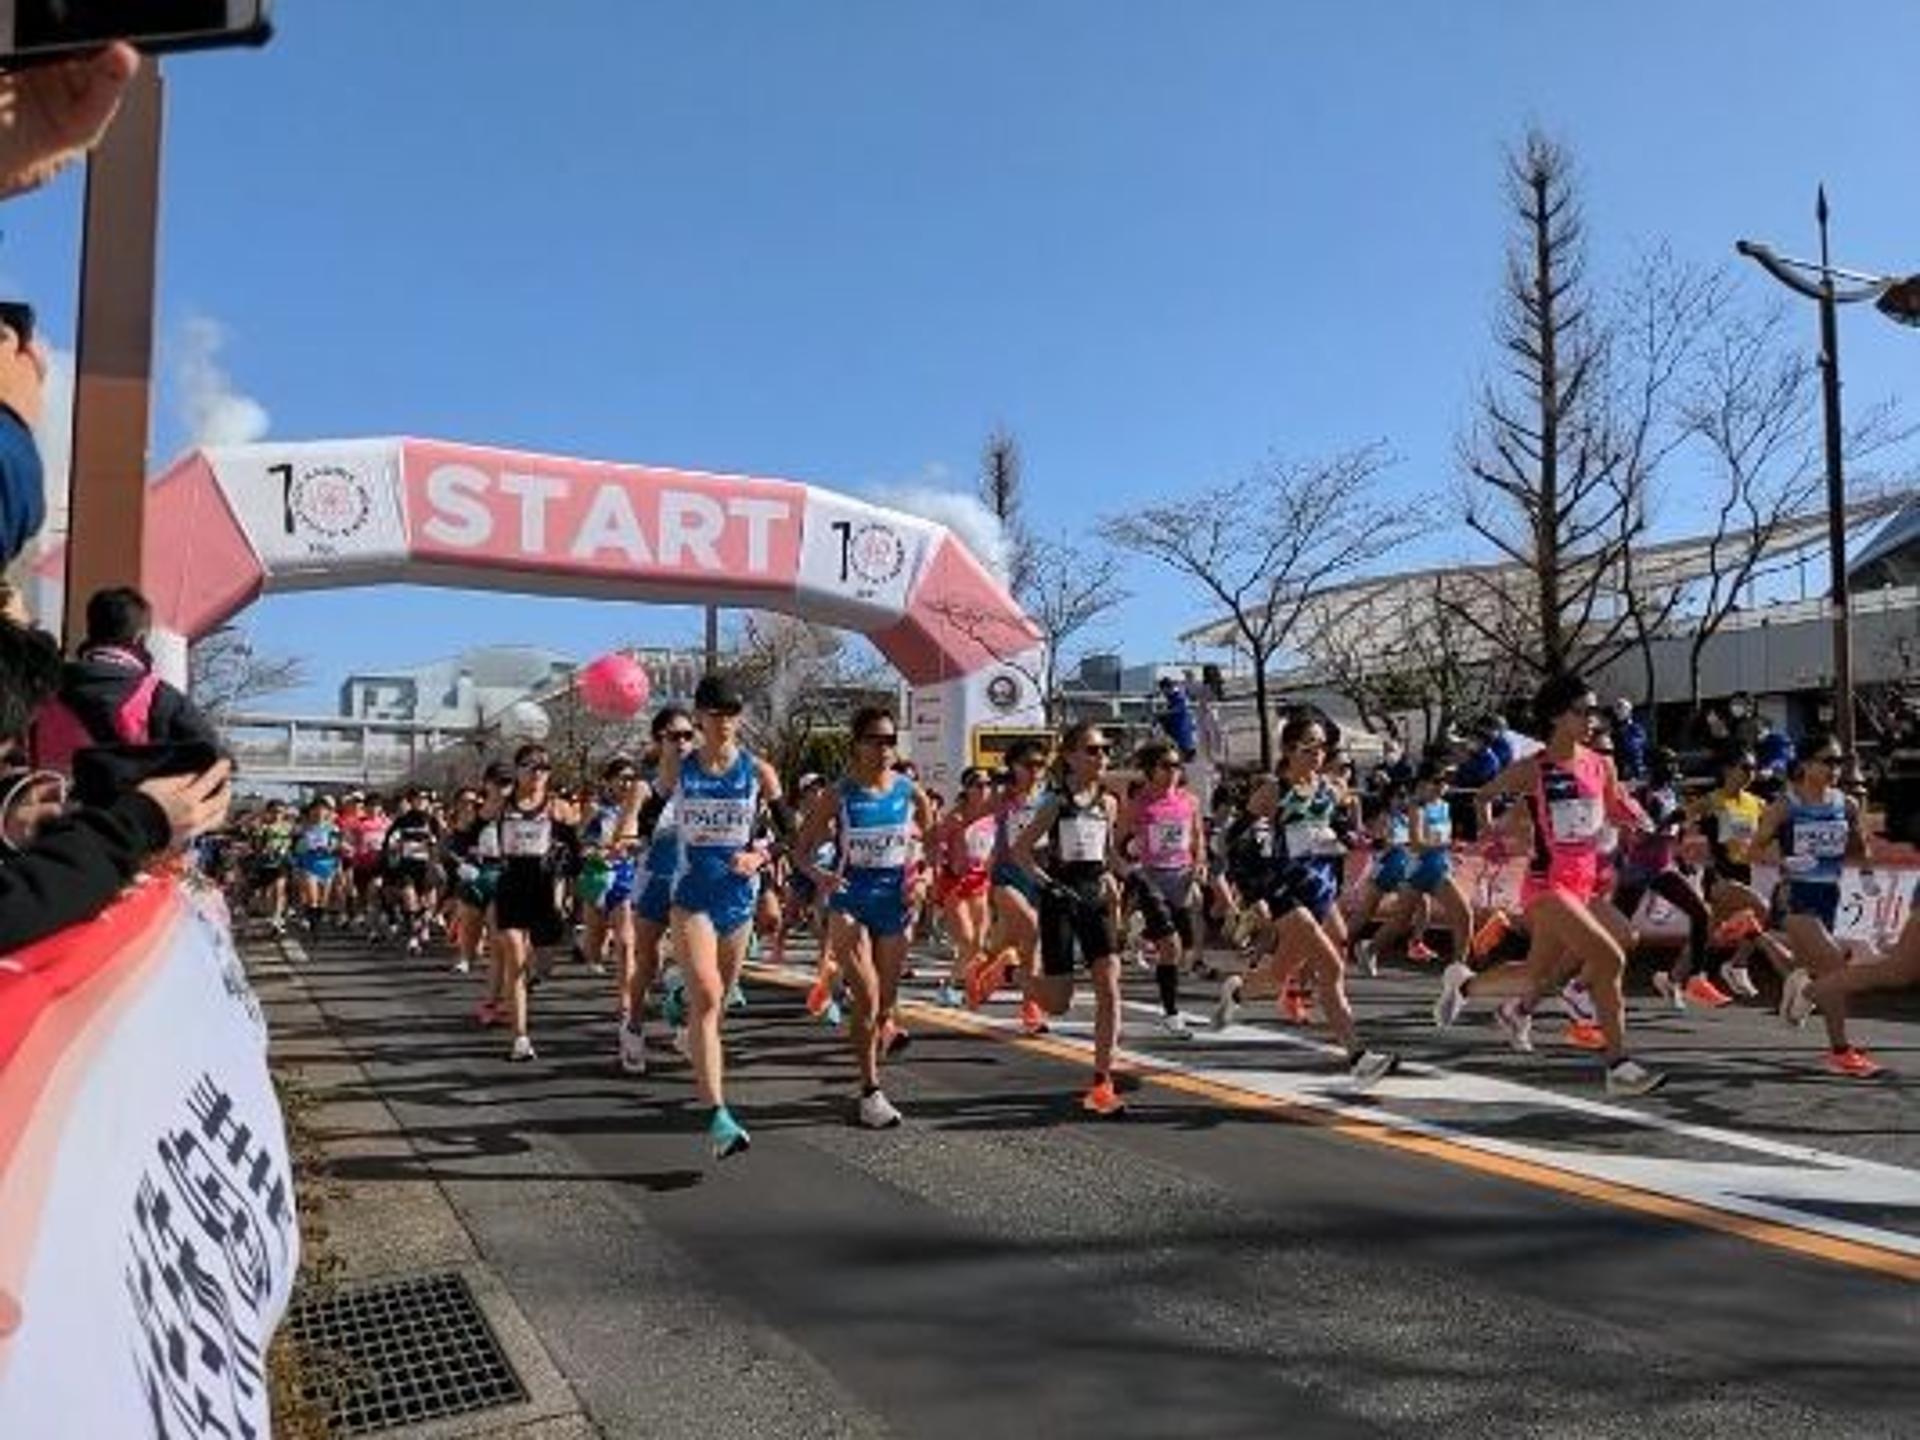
[5,1,1917,711]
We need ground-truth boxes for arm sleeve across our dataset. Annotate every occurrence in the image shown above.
[0,405,45,568]
[0,791,172,952]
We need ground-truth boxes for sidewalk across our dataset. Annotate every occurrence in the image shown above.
[251,936,596,1440]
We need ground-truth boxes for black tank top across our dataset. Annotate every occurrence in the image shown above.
[1047,787,1110,886]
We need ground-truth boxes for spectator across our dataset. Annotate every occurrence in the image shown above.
[0,42,140,202]
[33,585,218,768]
[0,615,232,952]
[1156,676,1196,760]
[0,301,47,569]
[1610,698,1648,781]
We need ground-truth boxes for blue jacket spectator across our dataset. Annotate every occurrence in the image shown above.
[1610,699,1649,781]
[0,403,44,567]
[1157,678,1196,760]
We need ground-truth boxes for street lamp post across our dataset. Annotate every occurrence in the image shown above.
[1736,188,1920,771]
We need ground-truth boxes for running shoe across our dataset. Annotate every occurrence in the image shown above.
[1433,961,1474,1028]
[1780,969,1816,1027]
[1470,911,1511,959]
[1019,998,1050,1035]
[935,982,965,1008]
[1824,1047,1885,1079]
[662,981,687,1030]
[858,1089,904,1129]
[1718,960,1759,1000]
[1406,938,1439,964]
[1712,912,1763,948]
[1651,971,1688,1013]
[882,1019,912,1056]
[823,997,844,1028]
[406,936,422,958]
[1562,1020,1608,1051]
[1353,938,1379,978]
[1605,1058,1666,1097]
[1278,987,1312,1024]
[1082,1078,1127,1117]
[1683,974,1734,1008]
[726,981,748,1011]
[1211,975,1244,1031]
[618,1025,647,1075]
[708,1106,751,1160]
[966,953,1011,1009]
[805,972,833,1017]
[1346,1049,1401,1089]
[1560,980,1597,1025]
[508,1034,537,1062]
[452,957,471,976]
[1158,1011,1194,1040]
[1494,998,1535,1053]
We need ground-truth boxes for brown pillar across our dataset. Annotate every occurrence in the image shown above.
[61,62,164,648]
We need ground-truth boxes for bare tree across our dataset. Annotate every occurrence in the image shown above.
[1100,444,1412,770]
[722,612,894,780]
[189,624,308,721]
[1453,130,1643,681]
[979,427,1035,601]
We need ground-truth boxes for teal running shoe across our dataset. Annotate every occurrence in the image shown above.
[708,1105,751,1160]
[725,981,748,1011]
[662,980,687,1030]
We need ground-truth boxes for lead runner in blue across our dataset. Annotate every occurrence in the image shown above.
[795,706,936,1130]
[652,674,793,1160]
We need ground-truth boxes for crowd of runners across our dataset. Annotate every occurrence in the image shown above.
[215,669,1920,1161]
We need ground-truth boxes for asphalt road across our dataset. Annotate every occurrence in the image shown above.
[276,930,1919,1440]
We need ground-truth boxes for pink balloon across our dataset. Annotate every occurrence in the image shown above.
[577,651,652,719]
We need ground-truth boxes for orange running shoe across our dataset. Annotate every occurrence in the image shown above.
[1562,1020,1608,1051]
[1019,997,1050,1035]
[1082,1077,1126,1116]
[1279,986,1312,1024]
[1406,939,1440,964]
[1712,912,1763,948]
[1471,911,1512,959]
[805,972,833,1017]
[966,952,1010,1009]
[1824,1047,1885,1079]
[1683,974,1734,1008]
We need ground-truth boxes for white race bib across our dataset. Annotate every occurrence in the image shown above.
[500,816,551,858]
[1547,796,1603,842]
[1056,813,1108,865]
[678,797,754,850]
[845,825,912,870]
[1284,822,1338,858]
[1794,818,1849,860]
[964,825,996,864]
[1145,818,1190,868]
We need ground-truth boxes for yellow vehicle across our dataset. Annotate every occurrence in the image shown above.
[969,725,1056,771]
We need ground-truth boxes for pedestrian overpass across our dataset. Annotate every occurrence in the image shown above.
[219,711,480,792]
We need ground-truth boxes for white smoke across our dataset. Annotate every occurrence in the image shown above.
[871,465,1012,585]
[176,313,270,447]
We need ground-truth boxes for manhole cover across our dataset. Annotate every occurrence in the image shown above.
[285,1272,527,1435]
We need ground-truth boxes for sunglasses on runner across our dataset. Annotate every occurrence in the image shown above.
[1082,743,1111,757]
[662,728,696,742]
[859,731,899,747]
[519,759,551,773]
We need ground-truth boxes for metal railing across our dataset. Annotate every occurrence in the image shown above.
[218,711,482,789]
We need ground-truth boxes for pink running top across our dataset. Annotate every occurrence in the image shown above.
[1132,787,1199,871]
[1525,745,1608,901]
[939,811,997,879]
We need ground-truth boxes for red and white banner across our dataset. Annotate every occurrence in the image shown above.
[0,881,297,1440]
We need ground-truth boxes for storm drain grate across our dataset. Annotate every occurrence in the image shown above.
[285,1271,527,1435]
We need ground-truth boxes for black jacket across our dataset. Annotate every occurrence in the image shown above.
[59,647,218,749]
[0,790,173,952]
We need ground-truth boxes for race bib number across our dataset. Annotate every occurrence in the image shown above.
[678,798,754,849]
[1056,813,1107,864]
[1794,819,1849,860]
[1146,818,1190,868]
[845,824,912,870]
[1284,822,1338,858]
[1426,813,1453,846]
[964,824,995,864]
[400,840,431,862]
[1387,816,1411,847]
[1719,807,1756,842]
[500,817,551,858]
[1548,796,1603,842]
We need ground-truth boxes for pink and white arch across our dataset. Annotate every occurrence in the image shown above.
[138,437,1046,785]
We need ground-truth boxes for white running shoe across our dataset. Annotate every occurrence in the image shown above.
[1718,960,1759,1000]
[1211,975,1244,1031]
[1780,969,1817,1027]
[1651,971,1687,1012]
[1354,939,1378,978]
[1605,1058,1666,1097]
[1494,998,1535,1053]
[1560,980,1597,1025]
[509,1035,537,1063]
[1159,1011,1194,1040]
[1433,961,1473,1028]
[618,1025,647,1075]
[1347,1049,1400,1090]
[452,957,471,976]
[858,1089,903,1129]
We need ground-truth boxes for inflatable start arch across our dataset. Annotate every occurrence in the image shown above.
[139,438,1047,786]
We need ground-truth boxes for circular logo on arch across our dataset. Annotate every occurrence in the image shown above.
[848,523,906,587]
[986,673,1022,713]
[289,465,372,538]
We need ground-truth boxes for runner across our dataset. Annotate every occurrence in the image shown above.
[621,706,698,1075]
[652,676,788,1158]
[290,797,342,932]
[1409,760,1473,965]
[441,785,489,976]
[1117,738,1204,1039]
[384,786,442,956]
[968,737,1051,1036]
[578,756,645,1018]
[252,797,294,935]
[795,706,934,1128]
[1688,746,1781,998]
[1349,780,1423,975]
[490,743,577,1062]
[1013,721,1127,1115]
[1804,890,1919,1078]
[929,766,997,1008]
[1615,750,1727,1011]
[1759,734,1869,1036]
[339,793,389,935]
[1211,712,1400,1087]
[1435,672,1666,1096]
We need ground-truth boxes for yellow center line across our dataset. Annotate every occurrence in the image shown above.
[746,963,1920,1283]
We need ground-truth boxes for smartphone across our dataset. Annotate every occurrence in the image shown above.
[0,1,272,64]
[72,739,224,810]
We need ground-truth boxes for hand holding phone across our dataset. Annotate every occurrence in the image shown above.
[3,3,273,63]
[137,757,232,851]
